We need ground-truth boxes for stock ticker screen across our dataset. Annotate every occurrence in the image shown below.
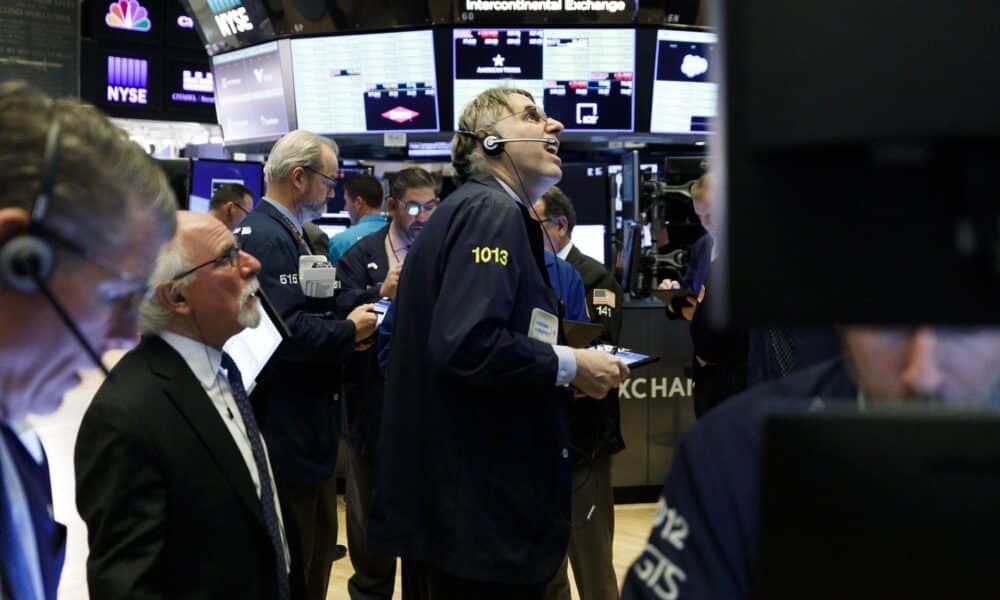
[650,28,717,134]
[211,41,292,143]
[452,28,635,132]
[291,29,440,134]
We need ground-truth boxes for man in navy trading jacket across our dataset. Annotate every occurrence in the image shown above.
[239,129,378,600]
[335,165,439,599]
[368,87,630,599]
[621,326,1000,599]
[534,186,626,600]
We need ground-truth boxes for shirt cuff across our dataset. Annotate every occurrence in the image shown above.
[552,345,577,386]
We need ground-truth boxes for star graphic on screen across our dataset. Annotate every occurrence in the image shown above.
[492,54,506,67]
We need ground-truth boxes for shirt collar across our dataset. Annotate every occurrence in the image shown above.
[359,213,388,225]
[494,176,526,207]
[159,331,224,391]
[262,196,303,235]
[557,241,573,260]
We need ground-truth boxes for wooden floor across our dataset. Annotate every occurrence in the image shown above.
[326,501,658,599]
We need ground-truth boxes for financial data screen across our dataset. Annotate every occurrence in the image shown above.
[211,41,291,143]
[292,30,439,134]
[650,29,717,134]
[453,28,635,132]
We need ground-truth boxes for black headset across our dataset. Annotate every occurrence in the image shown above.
[0,117,61,293]
[455,130,557,157]
[0,115,112,376]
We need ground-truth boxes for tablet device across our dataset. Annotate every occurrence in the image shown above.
[651,287,696,304]
[562,320,604,348]
[221,288,289,394]
[593,344,660,369]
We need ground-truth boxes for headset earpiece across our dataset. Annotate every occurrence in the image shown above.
[0,234,54,293]
[481,135,504,156]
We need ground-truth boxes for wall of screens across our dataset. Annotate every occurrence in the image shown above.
[291,30,440,134]
[207,25,714,146]
[452,28,636,132]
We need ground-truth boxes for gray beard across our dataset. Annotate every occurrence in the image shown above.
[237,279,262,329]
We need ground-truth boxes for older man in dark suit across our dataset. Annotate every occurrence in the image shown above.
[75,212,301,599]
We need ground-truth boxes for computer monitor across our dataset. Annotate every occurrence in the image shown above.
[155,158,192,209]
[189,159,265,213]
[759,410,1000,598]
[292,29,439,134]
[558,163,611,227]
[211,41,294,145]
[618,220,643,294]
[452,28,636,132]
[327,165,376,214]
[650,28,717,135]
[313,214,351,240]
[720,0,1000,325]
[221,288,289,395]
[663,155,709,186]
[572,224,606,266]
[620,151,641,223]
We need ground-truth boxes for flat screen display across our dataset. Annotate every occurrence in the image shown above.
[222,293,283,394]
[557,163,610,226]
[189,159,264,212]
[211,41,292,144]
[292,30,439,134]
[573,224,605,265]
[453,28,635,132]
[650,29,717,134]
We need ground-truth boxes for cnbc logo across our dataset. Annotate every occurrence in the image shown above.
[206,0,254,36]
[105,0,151,32]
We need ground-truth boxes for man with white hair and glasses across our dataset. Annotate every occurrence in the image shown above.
[238,129,378,600]
[76,211,302,599]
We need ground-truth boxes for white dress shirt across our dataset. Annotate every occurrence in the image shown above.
[159,331,291,571]
[494,176,578,385]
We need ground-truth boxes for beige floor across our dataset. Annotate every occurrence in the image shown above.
[326,500,657,600]
[30,359,657,600]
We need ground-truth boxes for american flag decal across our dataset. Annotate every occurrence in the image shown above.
[592,289,615,308]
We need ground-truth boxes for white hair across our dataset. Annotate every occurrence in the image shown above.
[264,129,339,185]
[138,239,195,336]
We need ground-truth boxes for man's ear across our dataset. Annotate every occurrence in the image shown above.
[0,208,31,244]
[385,196,397,211]
[156,283,191,316]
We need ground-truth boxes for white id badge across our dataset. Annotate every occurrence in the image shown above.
[299,255,340,298]
[528,308,559,345]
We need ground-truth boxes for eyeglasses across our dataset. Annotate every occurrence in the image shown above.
[491,105,550,128]
[303,165,339,190]
[32,221,150,303]
[228,201,250,216]
[405,200,439,216]
[170,245,240,282]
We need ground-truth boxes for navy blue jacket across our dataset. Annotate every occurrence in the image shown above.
[334,225,391,455]
[368,172,573,584]
[621,358,856,599]
[239,201,357,485]
[545,249,588,322]
[0,425,65,600]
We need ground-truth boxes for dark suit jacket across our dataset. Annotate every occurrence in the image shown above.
[0,425,65,600]
[564,245,626,457]
[75,336,304,600]
[334,225,390,455]
[239,201,356,485]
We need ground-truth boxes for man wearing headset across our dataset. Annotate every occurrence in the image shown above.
[0,81,176,600]
[334,165,438,599]
[368,87,629,599]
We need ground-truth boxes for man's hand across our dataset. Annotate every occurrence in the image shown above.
[379,264,403,299]
[658,278,681,290]
[347,303,377,342]
[571,348,630,399]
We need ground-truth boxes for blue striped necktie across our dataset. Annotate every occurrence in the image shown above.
[220,353,290,600]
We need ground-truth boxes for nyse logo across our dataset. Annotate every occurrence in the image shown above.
[106,56,149,105]
[214,6,253,36]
